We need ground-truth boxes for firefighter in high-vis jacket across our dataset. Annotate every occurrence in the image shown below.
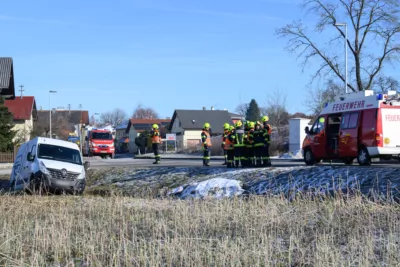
[149,124,162,164]
[253,121,265,167]
[246,121,256,167]
[261,116,272,166]
[221,123,230,165]
[229,120,246,168]
[224,125,235,168]
[243,121,250,167]
[201,122,212,166]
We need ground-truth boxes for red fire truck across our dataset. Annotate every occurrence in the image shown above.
[302,90,400,166]
[84,129,115,158]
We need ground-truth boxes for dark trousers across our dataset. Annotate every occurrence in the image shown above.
[247,146,255,167]
[223,149,227,163]
[152,143,160,162]
[203,149,210,165]
[262,143,271,166]
[227,149,234,167]
[234,146,245,167]
[254,145,263,166]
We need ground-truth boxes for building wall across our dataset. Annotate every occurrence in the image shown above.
[116,128,126,139]
[12,115,33,143]
[128,128,139,153]
[170,117,184,134]
[289,118,310,153]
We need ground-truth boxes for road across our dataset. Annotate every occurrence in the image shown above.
[2,158,400,175]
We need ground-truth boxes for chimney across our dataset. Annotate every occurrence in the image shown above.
[211,106,214,110]
[202,106,206,110]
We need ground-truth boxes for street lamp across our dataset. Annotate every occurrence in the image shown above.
[335,23,348,94]
[49,90,57,138]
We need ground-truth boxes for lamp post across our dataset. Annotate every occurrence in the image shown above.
[49,90,57,138]
[335,23,348,94]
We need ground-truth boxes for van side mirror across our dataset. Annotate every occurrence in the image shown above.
[27,152,34,161]
[85,136,88,141]
[305,126,310,134]
[84,161,90,171]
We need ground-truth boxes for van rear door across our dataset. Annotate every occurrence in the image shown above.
[380,107,400,149]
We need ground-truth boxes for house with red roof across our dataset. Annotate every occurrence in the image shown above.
[126,118,171,153]
[4,96,37,143]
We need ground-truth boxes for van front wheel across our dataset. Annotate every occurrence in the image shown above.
[304,149,315,166]
[357,147,371,166]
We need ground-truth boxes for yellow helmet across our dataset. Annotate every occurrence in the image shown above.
[261,115,269,122]
[203,122,210,129]
[229,125,234,131]
[248,122,255,128]
[235,120,242,128]
[319,117,325,123]
[152,124,159,129]
[223,123,230,130]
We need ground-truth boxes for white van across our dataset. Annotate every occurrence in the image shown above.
[10,137,90,194]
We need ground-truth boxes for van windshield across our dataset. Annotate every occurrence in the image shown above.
[38,144,82,165]
[91,132,113,140]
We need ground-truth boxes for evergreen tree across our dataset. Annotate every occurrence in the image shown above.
[0,97,15,151]
[245,99,261,122]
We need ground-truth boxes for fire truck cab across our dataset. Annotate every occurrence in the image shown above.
[302,90,400,166]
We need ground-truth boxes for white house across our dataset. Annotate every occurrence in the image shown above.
[5,96,37,144]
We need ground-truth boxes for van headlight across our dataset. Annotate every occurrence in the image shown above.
[40,161,49,174]
[77,169,86,180]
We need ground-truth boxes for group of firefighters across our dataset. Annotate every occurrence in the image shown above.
[201,115,272,167]
[149,115,272,167]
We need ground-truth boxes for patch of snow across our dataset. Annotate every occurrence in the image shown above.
[168,178,244,199]
[280,149,303,159]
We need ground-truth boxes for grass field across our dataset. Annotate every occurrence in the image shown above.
[0,193,399,266]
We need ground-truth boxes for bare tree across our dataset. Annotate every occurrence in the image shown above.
[132,104,159,119]
[276,0,400,92]
[100,108,127,127]
[374,75,400,93]
[305,79,344,115]
[265,90,290,127]
[234,103,249,117]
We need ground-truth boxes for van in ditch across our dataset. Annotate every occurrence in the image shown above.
[10,137,90,194]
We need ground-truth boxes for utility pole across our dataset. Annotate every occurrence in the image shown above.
[19,85,24,99]
[49,90,57,138]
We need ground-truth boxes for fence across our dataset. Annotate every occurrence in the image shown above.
[0,146,19,163]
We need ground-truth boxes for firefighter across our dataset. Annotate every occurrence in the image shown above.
[221,123,230,165]
[229,120,246,167]
[201,122,212,166]
[253,121,264,167]
[149,124,162,164]
[243,121,250,167]
[224,125,235,168]
[261,116,272,166]
[246,121,255,167]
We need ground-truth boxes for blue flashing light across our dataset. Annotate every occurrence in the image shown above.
[377,94,383,100]
[323,102,328,108]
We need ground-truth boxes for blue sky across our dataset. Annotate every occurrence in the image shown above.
[2,0,338,119]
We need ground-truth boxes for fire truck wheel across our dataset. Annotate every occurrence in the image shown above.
[357,146,371,166]
[304,149,315,166]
